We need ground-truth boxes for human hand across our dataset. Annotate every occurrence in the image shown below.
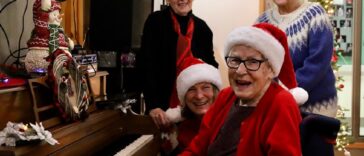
[149,108,171,129]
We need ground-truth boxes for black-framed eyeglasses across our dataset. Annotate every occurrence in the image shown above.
[225,56,268,71]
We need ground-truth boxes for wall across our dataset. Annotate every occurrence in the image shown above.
[0,0,34,65]
[153,0,261,87]
[193,0,260,87]
[1,0,261,87]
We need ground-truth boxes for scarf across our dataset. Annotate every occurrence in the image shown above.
[169,10,195,108]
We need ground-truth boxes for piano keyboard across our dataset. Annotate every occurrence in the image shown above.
[114,135,154,156]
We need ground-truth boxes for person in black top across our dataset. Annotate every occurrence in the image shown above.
[137,0,218,129]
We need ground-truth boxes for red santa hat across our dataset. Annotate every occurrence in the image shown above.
[32,0,61,24]
[224,23,308,105]
[166,57,223,122]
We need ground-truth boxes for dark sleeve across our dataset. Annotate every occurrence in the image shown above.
[137,12,172,110]
[138,13,167,110]
[192,17,219,68]
[300,112,340,156]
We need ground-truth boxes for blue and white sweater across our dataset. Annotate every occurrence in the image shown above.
[257,2,337,114]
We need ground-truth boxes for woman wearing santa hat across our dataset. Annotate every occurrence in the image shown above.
[257,0,337,117]
[137,0,218,129]
[159,57,222,154]
[180,23,305,156]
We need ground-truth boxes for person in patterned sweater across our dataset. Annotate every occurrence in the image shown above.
[257,0,337,117]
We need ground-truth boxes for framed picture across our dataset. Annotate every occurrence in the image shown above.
[346,43,352,55]
[335,6,345,17]
[346,8,352,18]
[333,0,345,5]
[345,20,351,27]
[346,0,353,5]
[341,35,347,43]
[332,20,337,27]
[340,20,345,27]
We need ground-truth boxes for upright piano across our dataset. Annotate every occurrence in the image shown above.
[0,70,161,155]
[0,109,161,156]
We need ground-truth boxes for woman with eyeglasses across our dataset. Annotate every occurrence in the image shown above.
[257,0,337,117]
[180,23,305,156]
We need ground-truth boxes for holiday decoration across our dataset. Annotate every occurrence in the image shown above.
[25,0,73,74]
[332,34,346,92]
[335,106,351,155]
[0,65,27,89]
[317,0,334,15]
[25,0,89,121]
[315,0,351,154]
[0,122,58,146]
[0,72,9,83]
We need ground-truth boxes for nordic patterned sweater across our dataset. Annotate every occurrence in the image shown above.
[257,2,337,110]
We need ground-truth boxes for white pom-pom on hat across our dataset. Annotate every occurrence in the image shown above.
[289,87,308,105]
[165,105,184,123]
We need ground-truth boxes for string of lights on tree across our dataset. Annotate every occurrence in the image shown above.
[315,0,351,154]
[317,0,335,15]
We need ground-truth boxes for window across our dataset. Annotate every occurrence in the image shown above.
[310,0,364,142]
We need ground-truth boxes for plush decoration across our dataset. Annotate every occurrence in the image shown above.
[25,0,71,73]
[25,0,89,121]
[46,49,89,121]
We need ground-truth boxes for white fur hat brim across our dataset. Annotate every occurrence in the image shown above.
[224,27,285,77]
[176,63,223,104]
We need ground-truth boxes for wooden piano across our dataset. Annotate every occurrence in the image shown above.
[0,109,161,156]
[0,71,161,155]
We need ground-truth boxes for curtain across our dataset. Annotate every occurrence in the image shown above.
[61,0,85,46]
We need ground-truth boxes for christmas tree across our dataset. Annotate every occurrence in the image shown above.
[333,32,351,155]
[315,0,351,154]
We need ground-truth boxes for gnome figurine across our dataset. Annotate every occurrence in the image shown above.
[25,0,73,74]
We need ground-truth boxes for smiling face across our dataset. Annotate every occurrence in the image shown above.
[167,0,193,16]
[227,45,274,103]
[184,82,215,116]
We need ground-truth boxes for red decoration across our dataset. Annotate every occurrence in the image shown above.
[339,84,344,89]
[331,50,338,63]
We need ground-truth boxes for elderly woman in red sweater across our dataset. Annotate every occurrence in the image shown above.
[180,23,307,156]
